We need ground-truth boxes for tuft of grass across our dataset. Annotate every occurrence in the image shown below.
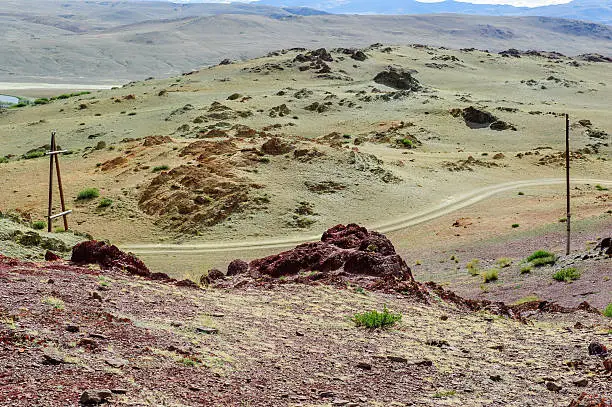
[496,257,512,268]
[517,191,524,195]
[0,156,8,164]
[76,188,100,200]
[352,305,402,329]
[482,268,499,283]
[432,390,456,399]
[511,223,520,228]
[42,296,65,310]
[177,357,198,367]
[520,264,533,274]
[553,267,581,282]
[98,198,113,208]
[466,259,480,276]
[595,184,608,191]
[98,276,111,288]
[512,295,540,305]
[32,220,46,230]
[152,165,169,172]
[527,250,555,262]
[603,303,612,318]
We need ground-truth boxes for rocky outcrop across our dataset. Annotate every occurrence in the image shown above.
[455,106,498,129]
[373,67,422,91]
[261,137,294,155]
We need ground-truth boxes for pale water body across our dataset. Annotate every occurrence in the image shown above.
[0,94,19,104]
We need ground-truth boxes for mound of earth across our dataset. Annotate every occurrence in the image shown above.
[138,140,259,233]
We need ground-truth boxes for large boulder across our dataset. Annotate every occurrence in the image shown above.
[71,241,150,277]
[248,224,413,281]
[373,67,421,91]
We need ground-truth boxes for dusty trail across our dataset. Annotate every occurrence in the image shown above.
[122,178,612,255]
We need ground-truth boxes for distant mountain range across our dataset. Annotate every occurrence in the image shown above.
[239,0,610,25]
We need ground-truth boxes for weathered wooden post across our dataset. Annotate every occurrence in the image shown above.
[46,131,72,232]
[565,114,571,255]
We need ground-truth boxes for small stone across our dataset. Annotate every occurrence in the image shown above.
[65,325,80,333]
[588,342,608,357]
[356,362,372,370]
[574,322,585,329]
[332,400,350,406]
[319,391,335,398]
[110,388,128,395]
[196,327,218,334]
[91,291,103,301]
[104,358,127,368]
[387,356,407,363]
[188,386,202,391]
[440,315,449,321]
[573,378,588,387]
[42,349,66,365]
[89,333,108,340]
[604,359,612,372]
[80,389,113,405]
[546,382,562,392]
[295,330,305,337]
[490,374,502,382]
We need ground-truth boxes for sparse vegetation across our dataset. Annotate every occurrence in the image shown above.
[432,390,456,399]
[42,296,65,310]
[520,264,533,274]
[76,188,100,200]
[399,138,413,148]
[0,156,8,164]
[152,165,169,172]
[352,305,402,329]
[517,191,524,195]
[98,276,111,288]
[482,268,499,283]
[495,257,512,268]
[604,303,612,318]
[511,223,519,228]
[553,267,580,282]
[595,184,608,191]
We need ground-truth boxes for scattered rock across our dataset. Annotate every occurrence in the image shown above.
[262,137,294,155]
[65,325,80,333]
[72,241,150,277]
[45,251,61,261]
[227,259,248,276]
[356,362,372,370]
[79,389,113,405]
[573,378,589,387]
[588,342,608,357]
[196,327,219,334]
[460,106,497,128]
[545,381,562,392]
[490,121,517,131]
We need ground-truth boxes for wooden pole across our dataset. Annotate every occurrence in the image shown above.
[565,114,571,255]
[53,135,69,231]
[47,132,55,233]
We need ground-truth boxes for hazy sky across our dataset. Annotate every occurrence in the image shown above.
[178,0,575,7]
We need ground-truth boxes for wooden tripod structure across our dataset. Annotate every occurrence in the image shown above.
[47,131,72,232]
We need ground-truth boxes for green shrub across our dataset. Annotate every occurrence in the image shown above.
[527,250,555,262]
[553,267,581,282]
[517,191,524,196]
[466,259,480,276]
[34,98,49,105]
[520,264,533,274]
[482,269,499,283]
[352,305,402,329]
[531,256,556,267]
[511,223,519,228]
[98,198,113,208]
[595,184,608,191]
[400,138,413,148]
[0,156,8,164]
[603,303,612,318]
[32,221,46,230]
[76,188,100,200]
[152,165,169,172]
[24,150,45,159]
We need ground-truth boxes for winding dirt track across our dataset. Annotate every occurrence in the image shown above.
[123,178,612,254]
